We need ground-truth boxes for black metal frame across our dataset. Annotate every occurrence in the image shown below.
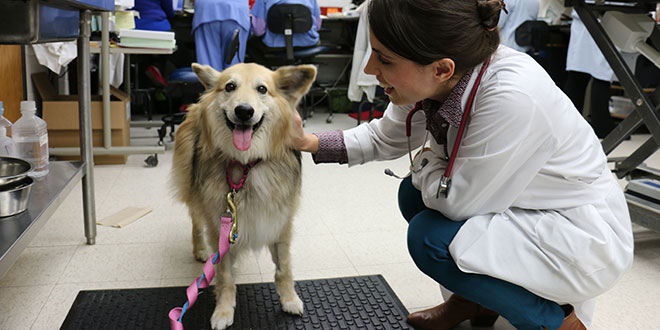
[568,0,660,178]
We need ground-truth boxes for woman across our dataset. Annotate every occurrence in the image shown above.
[290,0,634,329]
[132,0,175,31]
[563,10,616,139]
[193,0,250,71]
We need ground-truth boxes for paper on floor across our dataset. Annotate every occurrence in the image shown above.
[97,207,152,228]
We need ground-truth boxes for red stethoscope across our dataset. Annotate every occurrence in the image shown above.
[385,57,491,198]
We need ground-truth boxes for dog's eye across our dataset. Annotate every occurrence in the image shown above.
[257,85,267,94]
[225,83,236,92]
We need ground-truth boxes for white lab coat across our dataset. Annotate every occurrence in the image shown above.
[347,0,379,103]
[343,45,633,328]
[497,0,539,53]
[566,10,615,81]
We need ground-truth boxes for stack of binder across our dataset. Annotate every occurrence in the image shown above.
[118,29,176,49]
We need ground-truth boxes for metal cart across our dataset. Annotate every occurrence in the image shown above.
[0,0,113,279]
[569,0,660,231]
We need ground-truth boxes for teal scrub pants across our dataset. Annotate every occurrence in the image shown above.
[398,177,566,330]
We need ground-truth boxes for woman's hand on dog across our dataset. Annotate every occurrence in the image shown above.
[291,111,319,154]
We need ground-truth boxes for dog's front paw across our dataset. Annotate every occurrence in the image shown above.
[281,295,304,315]
[210,307,235,330]
[194,248,214,262]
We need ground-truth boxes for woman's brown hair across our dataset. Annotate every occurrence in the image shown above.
[368,0,505,73]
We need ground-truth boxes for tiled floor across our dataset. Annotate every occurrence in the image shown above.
[1,112,660,330]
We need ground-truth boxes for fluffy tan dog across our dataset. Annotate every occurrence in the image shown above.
[171,63,316,329]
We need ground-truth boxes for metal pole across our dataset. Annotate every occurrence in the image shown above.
[50,146,166,155]
[78,10,97,245]
[101,11,111,149]
[125,54,131,95]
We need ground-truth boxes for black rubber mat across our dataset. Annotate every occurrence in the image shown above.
[60,275,415,329]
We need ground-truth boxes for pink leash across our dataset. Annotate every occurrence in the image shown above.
[168,159,259,329]
[168,215,233,330]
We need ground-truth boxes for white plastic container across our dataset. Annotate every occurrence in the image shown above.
[0,101,12,137]
[12,101,49,179]
[0,126,17,157]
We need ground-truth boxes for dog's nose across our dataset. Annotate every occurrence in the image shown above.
[234,104,254,122]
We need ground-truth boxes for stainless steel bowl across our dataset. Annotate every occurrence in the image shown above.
[0,176,34,217]
[0,157,33,186]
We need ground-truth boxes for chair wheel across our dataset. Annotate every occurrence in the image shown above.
[144,154,159,167]
[326,115,333,123]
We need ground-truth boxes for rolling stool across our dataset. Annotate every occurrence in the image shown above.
[143,68,200,167]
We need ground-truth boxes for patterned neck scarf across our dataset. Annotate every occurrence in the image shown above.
[417,72,473,145]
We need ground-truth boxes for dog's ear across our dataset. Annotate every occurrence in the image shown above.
[273,65,317,103]
[192,63,220,90]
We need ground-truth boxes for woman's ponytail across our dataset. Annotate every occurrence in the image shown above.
[477,0,508,31]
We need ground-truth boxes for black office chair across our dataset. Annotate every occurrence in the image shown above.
[515,20,551,55]
[264,4,332,65]
[356,88,389,125]
[260,4,336,125]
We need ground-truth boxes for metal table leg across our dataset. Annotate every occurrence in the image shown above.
[78,10,97,245]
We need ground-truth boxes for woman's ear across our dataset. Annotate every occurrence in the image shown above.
[432,58,456,83]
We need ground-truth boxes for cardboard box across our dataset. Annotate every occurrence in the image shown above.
[32,72,131,164]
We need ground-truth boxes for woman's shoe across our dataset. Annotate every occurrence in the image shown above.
[406,294,499,330]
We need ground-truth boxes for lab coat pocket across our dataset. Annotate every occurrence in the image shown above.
[535,210,609,277]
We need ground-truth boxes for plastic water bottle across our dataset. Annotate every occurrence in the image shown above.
[0,126,17,157]
[0,101,12,137]
[13,101,49,179]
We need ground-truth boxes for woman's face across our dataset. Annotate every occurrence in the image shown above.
[364,31,443,105]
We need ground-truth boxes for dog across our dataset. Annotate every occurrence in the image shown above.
[171,62,316,329]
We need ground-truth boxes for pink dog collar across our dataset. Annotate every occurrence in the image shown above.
[226,159,261,191]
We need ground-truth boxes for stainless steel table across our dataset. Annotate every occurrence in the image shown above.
[0,162,83,279]
[0,0,113,279]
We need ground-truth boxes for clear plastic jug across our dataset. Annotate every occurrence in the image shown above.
[12,101,49,178]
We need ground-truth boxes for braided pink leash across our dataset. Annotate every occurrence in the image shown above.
[169,159,259,329]
[168,214,233,330]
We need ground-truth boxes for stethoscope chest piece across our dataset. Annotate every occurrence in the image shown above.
[438,176,451,198]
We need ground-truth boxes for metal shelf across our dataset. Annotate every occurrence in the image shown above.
[0,161,83,279]
[66,12,167,158]
[0,3,104,283]
[90,45,175,55]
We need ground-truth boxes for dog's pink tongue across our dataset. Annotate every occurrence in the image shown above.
[233,125,253,151]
